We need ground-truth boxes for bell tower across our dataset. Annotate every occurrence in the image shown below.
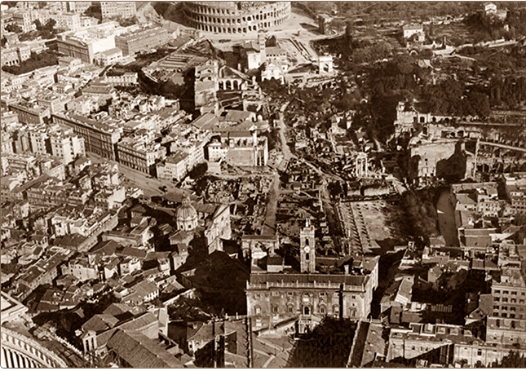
[300,219,316,273]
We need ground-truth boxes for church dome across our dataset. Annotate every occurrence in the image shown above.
[176,196,198,231]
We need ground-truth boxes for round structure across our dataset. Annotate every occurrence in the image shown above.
[1,327,69,368]
[183,1,291,34]
[176,196,198,231]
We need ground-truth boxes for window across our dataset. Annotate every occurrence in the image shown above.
[503,298,508,303]
[272,305,279,313]
[494,306,500,310]
[306,253,309,261]
[288,305,293,313]
[478,350,482,356]
[255,306,261,315]
[272,291,279,297]
[304,306,310,315]
[504,291,509,295]
[319,306,326,314]
[512,291,517,296]
[495,297,500,302]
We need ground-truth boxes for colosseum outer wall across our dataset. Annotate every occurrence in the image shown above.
[183,1,291,34]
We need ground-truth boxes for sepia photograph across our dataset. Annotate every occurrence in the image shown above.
[1,0,526,368]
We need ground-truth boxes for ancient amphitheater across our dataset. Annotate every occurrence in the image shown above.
[1,292,68,368]
[182,1,291,34]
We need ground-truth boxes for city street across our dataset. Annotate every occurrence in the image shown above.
[86,153,191,198]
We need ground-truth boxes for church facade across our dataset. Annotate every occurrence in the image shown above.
[172,196,232,255]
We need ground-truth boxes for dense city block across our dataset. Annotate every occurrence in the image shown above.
[1,1,526,368]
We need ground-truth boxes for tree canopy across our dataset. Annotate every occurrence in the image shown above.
[288,318,357,368]
[491,351,526,368]
[2,50,58,75]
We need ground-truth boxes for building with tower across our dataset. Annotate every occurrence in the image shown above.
[236,30,288,73]
[182,2,291,35]
[300,218,316,273]
[246,220,380,334]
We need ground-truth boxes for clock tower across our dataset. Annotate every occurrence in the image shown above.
[300,219,316,273]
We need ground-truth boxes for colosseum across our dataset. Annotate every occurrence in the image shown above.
[183,1,291,34]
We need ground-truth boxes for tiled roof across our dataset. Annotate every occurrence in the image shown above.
[192,202,218,215]
[456,193,477,205]
[120,247,148,259]
[118,312,158,332]
[191,112,219,130]
[106,330,183,368]
[82,314,118,333]
[223,110,253,123]
[242,234,278,241]
[146,251,171,260]
[103,303,134,317]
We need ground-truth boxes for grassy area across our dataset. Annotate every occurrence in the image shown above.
[401,188,440,239]
[2,50,58,75]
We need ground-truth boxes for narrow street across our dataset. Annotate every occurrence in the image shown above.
[259,102,294,236]
[436,187,460,247]
[262,173,280,236]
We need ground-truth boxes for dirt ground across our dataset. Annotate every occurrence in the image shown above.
[353,200,409,251]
